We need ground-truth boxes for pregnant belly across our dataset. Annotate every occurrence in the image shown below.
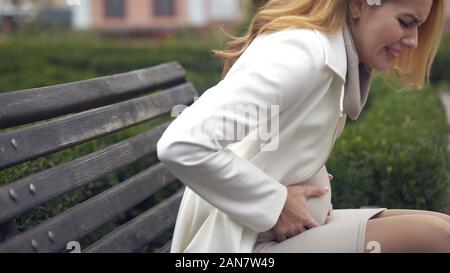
[256,165,331,243]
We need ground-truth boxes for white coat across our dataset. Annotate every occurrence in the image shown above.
[156,24,373,253]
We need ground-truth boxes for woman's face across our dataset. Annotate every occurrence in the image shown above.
[349,0,433,71]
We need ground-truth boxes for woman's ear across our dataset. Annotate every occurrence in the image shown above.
[349,0,365,19]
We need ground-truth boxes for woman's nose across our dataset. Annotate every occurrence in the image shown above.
[401,28,419,49]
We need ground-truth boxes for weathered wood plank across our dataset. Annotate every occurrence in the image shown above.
[83,188,184,253]
[156,240,172,253]
[0,82,197,170]
[0,62,186,129]
[0,123,169,224]
[0,163,178,253]
[0,220,18,243]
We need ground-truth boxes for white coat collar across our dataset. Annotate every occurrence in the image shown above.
[314,24,373,120]
[313,27,347,83]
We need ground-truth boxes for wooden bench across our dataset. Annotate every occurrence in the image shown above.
[0,62,199,253]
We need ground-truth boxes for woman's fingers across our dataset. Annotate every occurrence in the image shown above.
[288,226,305,239]
[275,232,286,242]
[275,183,332,242]
[303,185,330,198]
[304,216,320,229]
[278,218,318,242]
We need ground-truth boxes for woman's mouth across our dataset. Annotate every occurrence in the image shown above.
[385,47,402,60]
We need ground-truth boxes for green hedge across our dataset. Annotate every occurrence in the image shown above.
[328,78,450,212]
[0,35,223,94]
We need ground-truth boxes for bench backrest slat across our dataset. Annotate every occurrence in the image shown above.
[84,189,184,253]
[0,62,186,129]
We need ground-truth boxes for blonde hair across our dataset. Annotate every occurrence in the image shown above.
[212,0,447,90]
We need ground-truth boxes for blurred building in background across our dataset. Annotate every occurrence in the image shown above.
[71,0,246,37]
[0,0,33,34]
[0,0,248,38]
[0,0,73,34]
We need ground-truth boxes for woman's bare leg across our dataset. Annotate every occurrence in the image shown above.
[364,214,450,253]
[370,209,450,223]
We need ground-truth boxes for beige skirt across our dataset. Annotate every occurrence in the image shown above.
[253,164,387,253]
[253,208,386,253]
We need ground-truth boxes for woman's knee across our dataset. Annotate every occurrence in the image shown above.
[372,209,450,224]
[414,214,449,236]
[365,214,450,252]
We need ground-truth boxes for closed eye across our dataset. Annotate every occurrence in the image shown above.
[398,19,411,28]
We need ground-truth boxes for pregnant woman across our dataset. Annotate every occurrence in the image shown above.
[157,0,450,253]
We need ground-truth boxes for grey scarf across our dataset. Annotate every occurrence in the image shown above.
[342,23,373,120]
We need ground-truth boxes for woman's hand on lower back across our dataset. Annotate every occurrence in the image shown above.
[272,184,330,242]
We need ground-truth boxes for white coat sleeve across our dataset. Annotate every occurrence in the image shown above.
[156,28,327,233]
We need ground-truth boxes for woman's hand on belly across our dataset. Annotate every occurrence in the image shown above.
[271,184,330,242]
